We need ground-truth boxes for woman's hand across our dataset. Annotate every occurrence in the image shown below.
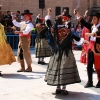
[11,26,16,31]
[73,9,78,15]
[85,33,91,37]
[73,9,82,21]
[83,40,89,44]
[11,12,15,20]
[11,12,15,15]
[14,31,23,34]
[14,31,19,34]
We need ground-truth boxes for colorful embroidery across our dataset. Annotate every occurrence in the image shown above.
[96,43,100,52]
[58,28,69,44]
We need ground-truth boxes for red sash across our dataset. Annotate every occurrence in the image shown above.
[19,34,30,38]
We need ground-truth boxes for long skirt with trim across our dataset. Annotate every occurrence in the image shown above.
[35,38,51,58]
[0,43,16,65]
[0,23,16,65]
[45,50,81,86]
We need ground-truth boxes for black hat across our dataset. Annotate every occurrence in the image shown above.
[21,10,33,15]
[90,12,100,18]
[66,14,72,18]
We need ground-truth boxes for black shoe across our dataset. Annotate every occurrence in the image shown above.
[17,69,25,72]
[41,61,46,65]
[24,70,32,72]
[96,81,100,88]
[92,69,96,73]
[24,68,32,72]
[55,89,61,94]
[0,71,3,76]
[38,61,42,64]
[84,82,93,88]
[38,61,46,65]
[61,90,69,95]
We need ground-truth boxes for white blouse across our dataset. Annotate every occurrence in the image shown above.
[12,20,34,35]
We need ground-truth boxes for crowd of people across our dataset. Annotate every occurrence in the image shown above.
[0,4,100,95]
[0,9,22,32]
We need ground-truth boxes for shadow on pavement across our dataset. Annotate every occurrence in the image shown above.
[1,73,44,80]
[76,60,81,62]
[32,60,48,69]
[80,80,100,94]
[53,91,100,100]
[31,71,46,74]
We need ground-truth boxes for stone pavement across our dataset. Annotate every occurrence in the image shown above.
[0,50,100,100]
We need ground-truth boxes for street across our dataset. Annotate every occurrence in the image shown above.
[0,50,100,100]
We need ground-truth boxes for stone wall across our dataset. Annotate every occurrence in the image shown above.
[0,0,100,22]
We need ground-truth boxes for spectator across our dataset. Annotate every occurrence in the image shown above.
[75,22,83,37]
[0,5,2,10]
[4,18,13,32]
[0,11,3,24]
[71,24,75,33]
[15,10,23,22]
[5,11,13,27]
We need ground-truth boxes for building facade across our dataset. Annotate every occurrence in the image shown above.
[0,0,100,22]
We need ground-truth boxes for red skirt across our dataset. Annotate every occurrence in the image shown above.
[94,54,100,80]
[80,44,88,64]
[88,41,95,50]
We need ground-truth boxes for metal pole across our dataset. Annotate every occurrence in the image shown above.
[42,9,43,18]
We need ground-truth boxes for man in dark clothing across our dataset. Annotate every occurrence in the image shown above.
[74,9,100,88]
[5,11,13,27]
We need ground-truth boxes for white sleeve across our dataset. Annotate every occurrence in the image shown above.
[12,19,20,27]
[73,38,84,45]
[77,16,81,19]
[45,15,50,21]
[22,23,34,35]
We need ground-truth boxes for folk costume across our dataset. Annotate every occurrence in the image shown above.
[64,14,72,29]
[35,18,51,64]
[80,27,90,64]
[78,12,100,88]
[0,23,16,65]
[45,16,81,94]
[12,10,33,72]
[92,24,100,88]
[35,14,42,24]
[80,13,92,65]
[0,23,16,75]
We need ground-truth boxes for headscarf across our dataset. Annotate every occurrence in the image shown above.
[62,16,67,21]
[41,18,44,23]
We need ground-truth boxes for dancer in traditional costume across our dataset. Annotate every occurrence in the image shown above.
[74,9,100,88]
[35,14,42,24]
[11,10,33,72]
[35,8,51,65]
[85,14,100,88]
[80,10,91,64]
[80,27,90,64]
[0,23,16,76]
[65,14,72,29]
[45,16,84,94]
